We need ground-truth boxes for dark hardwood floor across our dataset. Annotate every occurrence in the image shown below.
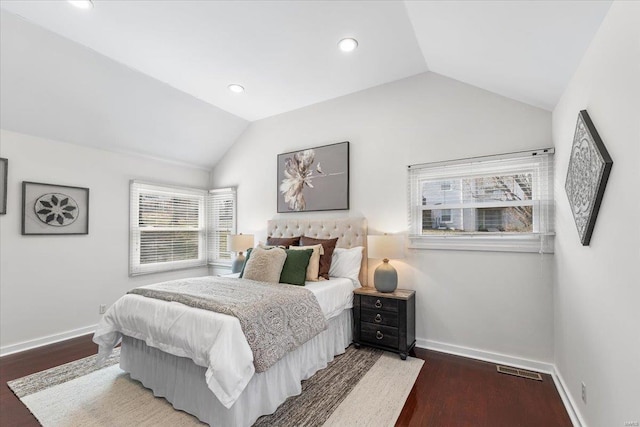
[0,335,571,426]
[396,348,572,427]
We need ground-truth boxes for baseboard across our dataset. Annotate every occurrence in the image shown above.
[0,324,96,357]
[551,367,585,427]
[417,338,555,373]
[416,338,582,427]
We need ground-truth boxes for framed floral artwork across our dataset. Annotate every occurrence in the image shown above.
[277,141,349,212]
[0,158,7,215]
[22,182,90,235]
[565,110,613,246]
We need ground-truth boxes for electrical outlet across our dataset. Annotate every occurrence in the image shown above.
[581,382,587,404]
[99,304,107,314]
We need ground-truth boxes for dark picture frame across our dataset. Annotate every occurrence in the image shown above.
[277,141,349,213]
[0,158,7,215]
[22,181,90,235]
[565,110,613,246]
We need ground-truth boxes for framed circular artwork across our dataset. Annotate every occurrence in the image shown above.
[22,182,89,235]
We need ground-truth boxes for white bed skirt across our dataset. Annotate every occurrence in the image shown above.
[120,309,353,427]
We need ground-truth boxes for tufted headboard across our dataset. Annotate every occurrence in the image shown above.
[267,218,368,287]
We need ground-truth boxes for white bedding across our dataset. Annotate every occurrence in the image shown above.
[93,276,357,408]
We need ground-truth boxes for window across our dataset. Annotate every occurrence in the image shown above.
[130,181,207,275]
[408,148,554,253]
[440,209,452,223]
[207,187,237,266]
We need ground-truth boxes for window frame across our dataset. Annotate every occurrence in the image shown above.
[129,181,208,276]
[408,148,555,253]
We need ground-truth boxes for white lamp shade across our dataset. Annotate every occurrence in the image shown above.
[228,234,254,252]
[367,234,404,260]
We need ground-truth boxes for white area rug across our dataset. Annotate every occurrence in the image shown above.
[324,352,423,426]
[11,348,423,427]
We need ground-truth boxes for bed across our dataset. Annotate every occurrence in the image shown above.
[94,217,368,426]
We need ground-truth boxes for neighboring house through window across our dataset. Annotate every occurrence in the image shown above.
[408,148,555,253]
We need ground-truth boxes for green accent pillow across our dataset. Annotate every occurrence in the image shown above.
[239,248,252,278]
[279,249,313,286]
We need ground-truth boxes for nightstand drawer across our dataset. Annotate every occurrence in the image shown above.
[361,295,398,313]
[361,308,398,327]
[360,323,399,348]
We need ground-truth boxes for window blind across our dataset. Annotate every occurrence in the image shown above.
[408,148,555,253]
[130,181,207,275]
[207,187,237,265]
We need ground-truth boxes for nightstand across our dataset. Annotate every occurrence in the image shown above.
[353,288,416,360]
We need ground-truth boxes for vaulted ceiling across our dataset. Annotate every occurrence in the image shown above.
[0,1,612,167]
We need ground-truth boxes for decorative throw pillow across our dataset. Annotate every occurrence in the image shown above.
[239,248,253,278]
[242,246,287,283]
[279,249,313,286]
[239,244,287,278]
[257,243,285,249]
[300,236,339,280]
[329,246,364,286]
[288,244,323,281]
[266,236,301,248]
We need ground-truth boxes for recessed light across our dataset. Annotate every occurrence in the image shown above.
[68,0,94,9]
[228,84,245,94]
[338,38,358,53]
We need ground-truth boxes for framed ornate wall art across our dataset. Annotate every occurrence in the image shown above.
[277,141,349,212]
[0,158,7,215]
[22,182,90,235]
[565,110,613,246]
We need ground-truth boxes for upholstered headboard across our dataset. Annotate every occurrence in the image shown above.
[267,218,368,287]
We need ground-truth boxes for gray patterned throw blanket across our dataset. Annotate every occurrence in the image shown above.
[128,276,327,372]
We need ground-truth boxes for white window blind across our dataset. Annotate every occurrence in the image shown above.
[207,187,237,265]
[130,181,207,275]
[408,148,555,253]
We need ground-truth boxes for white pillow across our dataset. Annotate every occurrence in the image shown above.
[329,246,363,286]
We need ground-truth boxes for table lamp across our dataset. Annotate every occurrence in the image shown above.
[228,233,254,274]
[367,234,404,293]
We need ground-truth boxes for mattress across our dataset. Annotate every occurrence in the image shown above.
[93,276,357,408]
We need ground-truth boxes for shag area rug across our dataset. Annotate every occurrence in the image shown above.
[9,345,423,427]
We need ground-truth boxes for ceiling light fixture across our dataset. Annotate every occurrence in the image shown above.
[338,38,358,53]
[68,0,94,9]
[228,84,245,94]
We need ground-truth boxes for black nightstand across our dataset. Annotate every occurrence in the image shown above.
[353,288,416,360]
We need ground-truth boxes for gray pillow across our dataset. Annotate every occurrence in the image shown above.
[242,245,287,283]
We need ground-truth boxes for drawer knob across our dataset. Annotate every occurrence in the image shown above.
[374,300,382,308]
[375,314,382,323]
[376,331,384,340]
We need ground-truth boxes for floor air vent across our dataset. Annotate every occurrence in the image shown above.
[496,365,543,381]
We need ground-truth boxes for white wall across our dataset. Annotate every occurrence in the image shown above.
[0,130,210,353]
[212,72,555,363]
[552,2,640,426]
